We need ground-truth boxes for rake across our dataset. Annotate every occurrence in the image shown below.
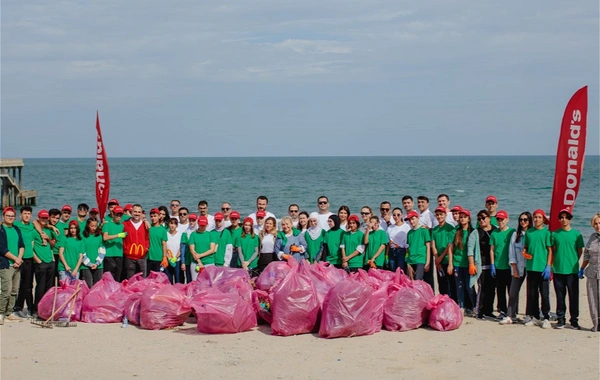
[30,281,81,329]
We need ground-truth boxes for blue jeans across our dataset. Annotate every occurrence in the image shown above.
[454,267,476,310]
[388,248,407,273]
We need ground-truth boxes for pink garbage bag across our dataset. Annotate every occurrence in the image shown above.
[427,294,463,331]
[252,289,273,324]
[319,279,388,338]
[270,264,319,336]
[196,266,250,288]
[38,279,89,321]
[82,272,132,323]
[124,292,143,326]
[190,288,257,334]
[383,280,434,332]
[126,271,170,293]
[305,262,345,307]
[256,261,292,291]
[140,285,191,330]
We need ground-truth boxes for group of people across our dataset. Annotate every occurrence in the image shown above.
[0,193,598,332]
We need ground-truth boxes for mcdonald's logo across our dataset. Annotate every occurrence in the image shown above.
[128,243,146,259]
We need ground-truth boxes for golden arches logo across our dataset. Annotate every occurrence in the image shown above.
[129,243,145,258]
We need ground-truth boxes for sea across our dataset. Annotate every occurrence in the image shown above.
[18,156,600,238]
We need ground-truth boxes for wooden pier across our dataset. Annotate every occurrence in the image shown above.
[0,158,37,208]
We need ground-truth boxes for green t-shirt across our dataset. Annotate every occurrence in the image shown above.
[58,237,83,271]
[524,227,552,272]
[552,228,584,275]
[234,234,260,269]
[3,226,20,265]
[122,215,131,222]
[229,227,242,242]
[304,230,325,262]
[102,221,124,258]
[490,227,515,270]
[432,223,455,265]
[452,229,469,268]
[364,229,388,267]
[341,230,365,268]
[76,219,87,238]
[33,228,56,263]
[148,225,168,261]
[56,219,70,236]
[14,221,34,259]
[407,227,431,265]
[323,229,344,265]
[213,229,233,266]
[82,234,104,270]
[188,230,215,265]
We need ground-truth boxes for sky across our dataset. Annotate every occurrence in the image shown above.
[1,0,598,158]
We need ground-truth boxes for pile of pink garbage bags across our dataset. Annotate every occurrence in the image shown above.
[38,259,463,337]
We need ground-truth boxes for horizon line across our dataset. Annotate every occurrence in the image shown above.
[7,154,600,159]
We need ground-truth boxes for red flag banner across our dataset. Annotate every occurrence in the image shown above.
[95,111,110,222]
[549,86,588,231]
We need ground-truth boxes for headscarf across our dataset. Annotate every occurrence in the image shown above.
[328,215,341,231]
[307,212,323,241]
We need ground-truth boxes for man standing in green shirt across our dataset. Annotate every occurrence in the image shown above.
[102,206,126,281]
[0,207,25,324]
[432,206,456,299]
[490,210,516,319]
[13,206,35,318]
[32,210,56,318]
[56,205,72,236]
[147,208,168,273]
[188,216,216,280]
[405,210,431,282]
[552,209,584,329]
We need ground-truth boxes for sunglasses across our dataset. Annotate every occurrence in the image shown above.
[179,213,188,216]
[62,211,71,214]
[170,203,180,207]
[477,217,488,221]
[289,210,299,213]
[361,212,370,215]
[380,208,390,211]
[318,201,328,205]
[221,207,231,211]
[392,213,402,217]
[519,218,529,222]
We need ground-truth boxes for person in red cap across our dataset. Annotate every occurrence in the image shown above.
[102,205,127,281]
[227,211,242,268]
[432,206,457,299]
[341,214,365,273]
[405,210,432,281]
[254,210,267,235]
[122,204,133,221]
[522,209,553,328]
[484,196,499,227]
[448,209,476,315]
[450,205,463,226]
[552,209,584,329]
[31,210,57,318]
[56,205,72,238]
[104,199,120,223]
[0,207,25,323]
[122,204,150,279]
[489,210,516,319]
[211,212,233,267]
[181,213,198,283]
[187,215,216,280]
[234,217,260,275]
[13,206,36,318]
[469,209,498,320]
[147,208,168,274]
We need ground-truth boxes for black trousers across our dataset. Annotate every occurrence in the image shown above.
[438,263,457,301]
[104,257,123,282]
[526,271,550,320]
[146,259,162,274]
[423,254,434,289]
[507,273,526,319]
[257,253,275,276]
[33,261,56,313]
[81,268,104,289]
[495,269,512,314]
[553,273,579,324]
[124,257,148,279]
[14,258,34,312]
[477,269,496,316]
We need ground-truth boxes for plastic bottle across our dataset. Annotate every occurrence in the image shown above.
[122,316,128,328]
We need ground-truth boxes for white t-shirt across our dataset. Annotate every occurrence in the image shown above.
[260,233,276,253]
[177,222,189,234]
[131,220,143,230]
[419,209,438,229]
[223,220,232,228]
[387,223,411,249]
[378,216,393,231]
[316,212,334,231]
[166,230,183,262]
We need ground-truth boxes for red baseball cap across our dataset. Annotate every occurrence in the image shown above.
[434,206,447,214]
[108,199,119,205]
[214,212,224,221]
[90,208,99,214]
[485,195,497,204]
[243,217,254,225]
[558,208,573,218]
[3,207,15,215]
[230,211,240,219]
[348,214,360,223]
[459,209,471,218]
[113,206,124,214]
[533,209,550,224]
[68,220,79,227]
[124,204,133,211]
[62,205,72,212]
[188,213,198,221]
[198,216,209,226]
[38,209,49,218]
[495,210,509,219]
[256,210,266,218]
[404,210,420,221]
[149,208,160,215]
[450,205,463,212]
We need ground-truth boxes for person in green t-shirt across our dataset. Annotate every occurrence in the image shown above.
[227,211,242,268]
[490,210,516,318]
[0,207,25,322]
[324,215,344,267]
[32,210,56,316]
[522,209,553,328]
[552,209,584,329]
[81,218,105,288]
[188,216,216,280]
[341,215,365,272]
[448,209,476,313]
[102,207,126,282]
[13,206,36,317]
[405,210,431,281]
[57,221,84,281]
[211,213,233,267]
[235,218,260,276]
[432,207,457,300]
[148,209,168,274]
[363,216,388,269]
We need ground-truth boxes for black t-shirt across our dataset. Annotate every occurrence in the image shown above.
[478,226,497,266]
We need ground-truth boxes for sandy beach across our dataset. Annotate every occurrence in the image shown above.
[1,284,599,380]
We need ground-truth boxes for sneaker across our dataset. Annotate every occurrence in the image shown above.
[499,317,513,325]
[496,312,507,320]
[476,314,486,320]
[15,310,29,319]
[484,313,498,320]
[556,320,566,329]
[533,318,543,327]
[6,313,23,322]
[541,319,551,329]
[570,322,582,330]
[523,316,534,326]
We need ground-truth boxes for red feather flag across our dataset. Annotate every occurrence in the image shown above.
[95,111,111,222]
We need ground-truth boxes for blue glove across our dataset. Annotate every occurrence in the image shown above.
[578,268,584,279]
[490,264,496,278]
[542,265,551,280]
